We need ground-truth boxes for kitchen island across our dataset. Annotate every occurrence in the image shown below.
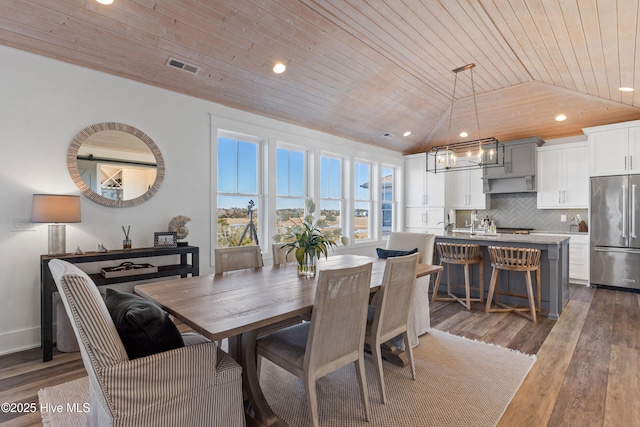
[434,232,570,320]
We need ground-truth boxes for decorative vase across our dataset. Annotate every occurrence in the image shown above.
[123,239,132,250]
[297,252,317,277]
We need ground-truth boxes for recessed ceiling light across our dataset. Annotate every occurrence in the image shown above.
[96,0,114,4]
[459,132,468,138]
[403,131,412,137]
[619,87,635,92]
[273,63,286,74]
[555,114,567,122]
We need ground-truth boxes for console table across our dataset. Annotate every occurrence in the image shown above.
[40,245,199,362]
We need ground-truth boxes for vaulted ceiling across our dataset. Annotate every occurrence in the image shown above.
[2,0,640,154]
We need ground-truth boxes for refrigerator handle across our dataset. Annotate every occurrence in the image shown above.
[622,184,628,239]
[632,184,637,239]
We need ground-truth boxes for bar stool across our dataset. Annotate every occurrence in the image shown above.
[432,243,484,310]
[485,246,541,322]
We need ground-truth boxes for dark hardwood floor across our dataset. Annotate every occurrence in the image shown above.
[1,284,638,426]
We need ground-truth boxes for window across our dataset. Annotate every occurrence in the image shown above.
[276,146,306,234]
[216,133,261,248]
[354,161,371,240]
[381,166,395,237]
[319,155,343,234]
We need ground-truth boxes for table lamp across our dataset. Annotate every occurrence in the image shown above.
[31,194,81,255]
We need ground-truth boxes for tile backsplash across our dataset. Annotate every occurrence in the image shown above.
[456,193,588,232]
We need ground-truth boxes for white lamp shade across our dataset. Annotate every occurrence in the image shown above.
[31,194,81,223]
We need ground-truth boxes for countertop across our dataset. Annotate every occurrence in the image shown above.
[434,230,571,244]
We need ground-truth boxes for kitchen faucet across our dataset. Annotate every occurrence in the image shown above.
[470,210,478,235]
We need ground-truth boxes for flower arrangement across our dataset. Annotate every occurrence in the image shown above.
[273,198,348,276]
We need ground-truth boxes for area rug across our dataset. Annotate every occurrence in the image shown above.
[38,329,535,427]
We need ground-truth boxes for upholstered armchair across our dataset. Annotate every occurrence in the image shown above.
[49,259,245,427]
[385,232,436,347]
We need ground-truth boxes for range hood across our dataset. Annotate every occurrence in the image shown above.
[482,137,545,194]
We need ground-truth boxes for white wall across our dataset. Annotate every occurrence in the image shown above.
[0,45,402,355]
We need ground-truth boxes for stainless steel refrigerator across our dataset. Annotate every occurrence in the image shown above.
[591,175,640,290]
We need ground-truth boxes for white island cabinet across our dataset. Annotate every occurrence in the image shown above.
[537,142,589,209]
[584,120,640,176]
[404,153,444,232]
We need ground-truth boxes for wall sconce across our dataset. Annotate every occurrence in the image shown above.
[31,194,81,255]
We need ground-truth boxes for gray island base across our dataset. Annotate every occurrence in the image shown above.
[434,232,570,320]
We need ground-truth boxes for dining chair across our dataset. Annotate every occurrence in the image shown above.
[48,259,245,426]
[365,252,419,404]
[215,245,263,273]
[385,232,435,346]
[256,263,373,427]
[272,242,296,266]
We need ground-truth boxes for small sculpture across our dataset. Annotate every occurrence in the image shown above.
[168,215,191,242]
[75,246,84,255]
[97,243,109,253]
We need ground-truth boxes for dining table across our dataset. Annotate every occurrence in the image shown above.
[135,254,442,427]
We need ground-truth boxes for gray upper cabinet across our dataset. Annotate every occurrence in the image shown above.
[482,137,545,193]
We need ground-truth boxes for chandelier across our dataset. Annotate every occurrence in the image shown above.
[427,63,504,173]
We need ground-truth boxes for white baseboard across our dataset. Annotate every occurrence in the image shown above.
[0,326,42,356]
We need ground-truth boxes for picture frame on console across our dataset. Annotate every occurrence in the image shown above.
[154,231,177,248]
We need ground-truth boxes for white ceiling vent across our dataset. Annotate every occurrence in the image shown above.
[166,57,200,74]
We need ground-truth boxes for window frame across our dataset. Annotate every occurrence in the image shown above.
[380,165,396,238]
[214,130,265,252]
[353,159,373,242]
[317,152,344,235]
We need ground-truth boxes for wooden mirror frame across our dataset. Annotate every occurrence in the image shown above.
[67,122,165,208]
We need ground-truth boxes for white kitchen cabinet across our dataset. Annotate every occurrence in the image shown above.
[533,233,589,285]
[537,142,589,209]
[405,207,444,230]
[584,120,640,176]
[404,154,444,207]
[404,154,445,232]
[446,158,489,210]
[568,234,589,285]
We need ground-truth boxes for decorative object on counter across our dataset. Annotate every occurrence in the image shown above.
[97,243,109,253]
[75,246,84,255]
[154,231,177,248]
[122,225,132,250]
[273,198,348,277]
[31,194,82,255]
[426,63,504,174]
[571,214,589,232]
[168,215,191,246]
[101,262,158,278]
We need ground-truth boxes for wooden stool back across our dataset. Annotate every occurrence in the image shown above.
[488,246,541,271]
[437,243,483,264]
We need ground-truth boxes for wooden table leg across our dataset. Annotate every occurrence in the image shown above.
[230,331,288,427]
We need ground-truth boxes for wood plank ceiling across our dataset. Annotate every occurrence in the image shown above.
[1,0,639,154]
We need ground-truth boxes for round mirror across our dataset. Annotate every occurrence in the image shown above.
[67,122,165,207]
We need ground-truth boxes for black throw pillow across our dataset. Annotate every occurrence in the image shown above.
[104,288,184,359]
[376,247,419,259]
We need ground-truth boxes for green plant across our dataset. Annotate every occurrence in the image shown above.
[273,198,348,266]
